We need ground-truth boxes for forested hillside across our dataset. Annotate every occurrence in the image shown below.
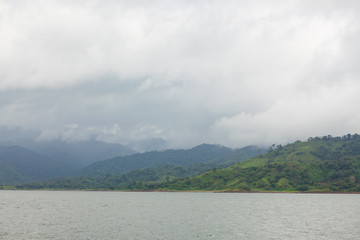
[153,134,360,192]
[82,144,249,176]
[17,163,218,190]
[16,135,360,192]
[16,144,265,189]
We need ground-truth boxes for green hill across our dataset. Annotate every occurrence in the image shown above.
[151,135,360,192]
[17,163,219,190]
[16,144,265,190]
[82,144,263,177]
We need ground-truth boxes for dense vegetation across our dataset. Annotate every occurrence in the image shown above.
[150,134,360,192]
[10,135,360,192]
[15,145,265,190]
[16,163,220,190]
[82,144,264,176]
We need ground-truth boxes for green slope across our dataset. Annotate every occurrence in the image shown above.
[17,163,219,190]
[82,144,264,177]
[16,145,265,190]
[151,135,360,192]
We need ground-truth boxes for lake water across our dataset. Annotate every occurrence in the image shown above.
[0,191,359,240]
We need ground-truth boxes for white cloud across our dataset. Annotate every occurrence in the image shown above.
[0,0,360,148]
[212,80,360,147]
[1,0,349,90]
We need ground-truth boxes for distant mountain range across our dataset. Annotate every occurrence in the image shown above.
[152,134,360,192]
[0,139,137,168]
[16,134,360,192]
[16,144,266,189]
[82,144,265,176]
[0,139,137,185]
[0,146,75,184]
[0,139,266,186]
[82,144,230,176]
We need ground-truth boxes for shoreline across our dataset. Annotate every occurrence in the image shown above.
[2,188,360,194]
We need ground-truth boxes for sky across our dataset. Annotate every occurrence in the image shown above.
[1,0,360,150]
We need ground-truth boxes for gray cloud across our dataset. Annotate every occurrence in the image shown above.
[1,0,360,149]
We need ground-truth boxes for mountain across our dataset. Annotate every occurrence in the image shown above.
[16,164,220,190]
[0,160,26,185]
[207,145,266,166]
[17,144,265,189]
[153,135,360,192]
[0,146,77,185]
[0,139,137,168]
[82,144,235,176]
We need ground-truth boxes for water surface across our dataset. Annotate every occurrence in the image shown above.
[0,191,359,239]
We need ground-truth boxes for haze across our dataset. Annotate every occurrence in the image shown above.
[1,0,360,149]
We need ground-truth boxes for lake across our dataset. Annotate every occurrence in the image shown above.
[0,191,359,240]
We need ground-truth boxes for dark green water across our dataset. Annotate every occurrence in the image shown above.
[0,191,359,240]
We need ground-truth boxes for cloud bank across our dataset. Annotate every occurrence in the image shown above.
[1,0,360,148]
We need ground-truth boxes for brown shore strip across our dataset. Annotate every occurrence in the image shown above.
[1,188,360,194]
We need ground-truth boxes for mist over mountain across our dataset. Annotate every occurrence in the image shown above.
[0,137,267,187]
[82,144,265,177]
[128,138,168,153]
[17,144,266,190]
[12,134,360,192]
[0,139,138,185]
[0,139,137,168]
[0,145,76,185]
[154,134,360,192]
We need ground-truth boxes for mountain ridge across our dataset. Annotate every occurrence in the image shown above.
[0,145,77,185]
[152,134,360,192]
[82,144,263,176]
[0,139,137,168]
[15,144,266,189]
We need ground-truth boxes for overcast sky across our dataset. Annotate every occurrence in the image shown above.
[1,0,360,149]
